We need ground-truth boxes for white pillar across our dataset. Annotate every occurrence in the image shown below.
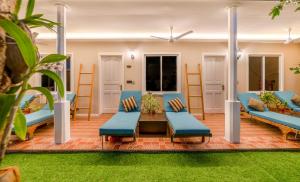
[225,6,240,144]
[54,3,70,144]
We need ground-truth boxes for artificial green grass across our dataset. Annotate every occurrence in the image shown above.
[1,152,300,181]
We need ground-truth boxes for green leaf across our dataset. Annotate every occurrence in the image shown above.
[14,0,22,16]
[25,19,57,31]
[0,94,16,131]
[14,109,27,140]
[6,85,21,94]
[0,19,37,68]
[29,87,54,110]
[37,70,65,98]
[26,0,35,18]
[40,54,67,64]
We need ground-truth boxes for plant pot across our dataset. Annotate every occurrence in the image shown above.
[0,166,20,182]
[5,36,29,84]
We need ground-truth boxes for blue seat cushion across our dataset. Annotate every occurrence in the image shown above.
[274,91,300,112]
[24,105,54,127]
[238,92,268,112]
[99,112,140,136]
[166,112,211,136]
[249,110,300,130]
[118,91,142,112]
[67,92,76,103]
[163,93,187,112]
[19,94,35,109]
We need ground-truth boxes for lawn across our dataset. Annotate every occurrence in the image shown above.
[1,152,300,181]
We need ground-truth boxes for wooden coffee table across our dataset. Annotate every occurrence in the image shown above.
[138,113,170,137]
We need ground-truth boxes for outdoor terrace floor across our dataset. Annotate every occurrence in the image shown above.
[7,114,300,152]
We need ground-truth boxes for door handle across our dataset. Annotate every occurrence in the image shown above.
[222,85,225,91]
[120,84,123,91]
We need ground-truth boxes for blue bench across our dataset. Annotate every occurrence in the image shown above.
[99,91,142,147]
[238,92,300,139]
[163,93,211,143]
[19,94,36,109]
[20,92,76,139]
[274,91,300,113]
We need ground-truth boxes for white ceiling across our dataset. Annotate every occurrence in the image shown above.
[26,0,300,41]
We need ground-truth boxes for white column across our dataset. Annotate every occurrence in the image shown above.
[225,6,240,144]
[54,3,70,144]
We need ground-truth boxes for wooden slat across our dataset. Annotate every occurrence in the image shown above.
[187,73,200,75]
[79,83,92,85]
[80,72,93,74]
[188,84,201,86]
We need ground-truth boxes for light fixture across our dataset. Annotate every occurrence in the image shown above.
[128,50,136,60]
[237,48,243,60]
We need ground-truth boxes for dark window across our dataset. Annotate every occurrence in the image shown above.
[265,56,279,91]
[162,56,177,91]
[248,56,262,91]
[146,56,161,91]
[41,56,71,91]
[145,55,177,92]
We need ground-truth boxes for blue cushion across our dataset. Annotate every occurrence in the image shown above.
[118,91,142,112]
[24,105,54,127]
[163,93,187,112]
[166,112,210,136]
[274,91,300,112]
[19,94,35,109]
[67,92,76,103]
[249,110,300,130]
[237,92,268,112]
[99,112,140,136]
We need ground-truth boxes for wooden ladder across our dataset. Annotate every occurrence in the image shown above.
[185,64,205,120]
[73,64,96,121]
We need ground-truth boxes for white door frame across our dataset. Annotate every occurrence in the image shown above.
[202,53,227,113]
[98,52,125,114]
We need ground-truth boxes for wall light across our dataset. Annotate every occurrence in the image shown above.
[237,48,243,61]
[128,50,136,60]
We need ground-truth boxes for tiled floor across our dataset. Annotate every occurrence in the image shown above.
[7,114,300,152]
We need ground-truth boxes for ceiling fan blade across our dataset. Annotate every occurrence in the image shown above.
[150,35,169,40]
[174,30,194,40]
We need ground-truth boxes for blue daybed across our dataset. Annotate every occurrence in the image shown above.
[238,92,300,139]
[163,93,211,143]
[21,92,76,139]
[274,91,300,113]
[99,91,142,147]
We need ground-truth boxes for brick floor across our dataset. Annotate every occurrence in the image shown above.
[7,114,300,152]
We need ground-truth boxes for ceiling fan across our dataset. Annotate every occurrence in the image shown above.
[284,27,300,44]
[151,26,194,42]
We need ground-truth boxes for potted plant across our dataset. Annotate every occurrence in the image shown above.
[0,0,66,165]
[141,93,160,114]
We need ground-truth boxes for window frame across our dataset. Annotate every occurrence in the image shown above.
[246,53,284,93]
[142,53,181,94]
[39,53,74,92]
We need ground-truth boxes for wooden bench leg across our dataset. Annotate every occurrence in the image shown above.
[27,126,38,140]
[202,136,205,143]
[171,135,174,143]
[105,135,109,141]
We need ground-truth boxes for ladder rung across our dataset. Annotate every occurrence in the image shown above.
[80,72,93,74]
[188,84,201,86]
[77,107,89,109]
[189,95,202,97]
[190,107,203,109]
[187,73,200,75]
[79,83,92,85]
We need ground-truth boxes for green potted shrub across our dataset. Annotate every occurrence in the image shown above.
[141,93,160,114]
[260,91,289,113]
